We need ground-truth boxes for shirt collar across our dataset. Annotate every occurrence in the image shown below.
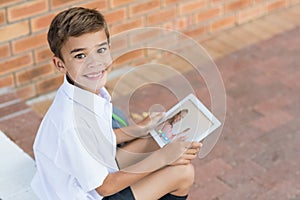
[61,76,111,116]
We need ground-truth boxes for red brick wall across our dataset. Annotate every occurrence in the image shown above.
[0,0,298,100]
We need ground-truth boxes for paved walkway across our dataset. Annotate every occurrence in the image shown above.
[0,5,300,200]
[188,21,300,200]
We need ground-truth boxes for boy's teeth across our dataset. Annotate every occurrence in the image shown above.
[86,71,103,78]
[87,74,97,78]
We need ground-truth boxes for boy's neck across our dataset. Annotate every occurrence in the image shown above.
[66,74,75,85]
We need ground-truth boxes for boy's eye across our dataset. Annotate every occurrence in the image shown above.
[74,53,86,59]
[97,48,107,54]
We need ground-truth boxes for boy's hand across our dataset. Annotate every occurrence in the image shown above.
[159,141,202,166]
[137,112,165,136]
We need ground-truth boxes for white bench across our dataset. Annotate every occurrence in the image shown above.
[0,130,38,200]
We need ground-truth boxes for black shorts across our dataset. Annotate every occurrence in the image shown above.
[102,187,187,200]
[102,187,135,200]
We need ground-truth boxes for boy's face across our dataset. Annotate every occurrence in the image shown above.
[53,30,112,94]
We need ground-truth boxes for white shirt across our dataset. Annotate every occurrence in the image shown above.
[31,77,119,200]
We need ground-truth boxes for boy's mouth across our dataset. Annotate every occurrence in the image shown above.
[84,68,108,80]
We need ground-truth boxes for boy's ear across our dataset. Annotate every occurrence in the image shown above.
[53,56,67,74]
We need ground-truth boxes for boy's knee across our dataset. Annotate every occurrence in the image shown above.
[167,164,195,196]
[172,164,195,187]
[181,164,195,185]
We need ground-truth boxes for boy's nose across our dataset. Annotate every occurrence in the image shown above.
[86,53,112,68]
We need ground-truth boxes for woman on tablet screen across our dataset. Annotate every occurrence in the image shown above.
[158,109,189,143]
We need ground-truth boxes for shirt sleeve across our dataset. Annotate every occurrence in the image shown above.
[54,128,109,193]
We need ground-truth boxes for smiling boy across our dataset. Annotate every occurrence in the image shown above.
[31,7,201,200]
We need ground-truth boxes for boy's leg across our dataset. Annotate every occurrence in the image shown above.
[116,137,195,199]
[131,164,194,200]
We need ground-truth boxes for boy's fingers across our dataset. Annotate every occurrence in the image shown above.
[181,154,197,162]
[183,141,202,149]
[185,148,199,155]
[190,142,202,149]
[149,112,164,117]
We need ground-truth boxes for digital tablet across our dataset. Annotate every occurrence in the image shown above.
[149,93,221,147]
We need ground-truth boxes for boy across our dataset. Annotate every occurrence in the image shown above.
[31,7,201,200]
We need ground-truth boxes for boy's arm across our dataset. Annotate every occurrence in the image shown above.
[114,112,164,144]
[96,163,152,196]
[96,141,201,196]
[114,126,148,144]
[96,147,163,196]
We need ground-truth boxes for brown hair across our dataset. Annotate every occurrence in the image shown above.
[47,7,110,61]
[168,109,188,125]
